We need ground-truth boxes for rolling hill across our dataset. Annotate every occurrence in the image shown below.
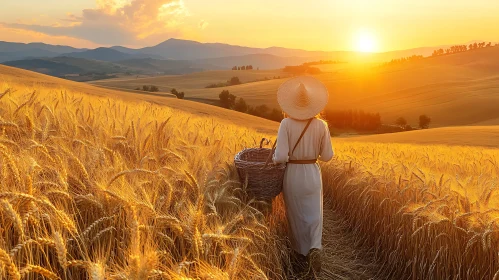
[92,45,499,128]
[343,126,499,148]
[4,63,499,149]
[0,64,278,134]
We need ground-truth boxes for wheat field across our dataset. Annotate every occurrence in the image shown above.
[0,81,294,279]
[322,141,499,279]
[1,74,499,279]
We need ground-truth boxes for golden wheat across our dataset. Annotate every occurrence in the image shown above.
[0,81,288,279]
[321,141,499,278]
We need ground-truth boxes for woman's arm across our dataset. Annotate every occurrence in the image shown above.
[273,120,289,163]
[318,123,334,162]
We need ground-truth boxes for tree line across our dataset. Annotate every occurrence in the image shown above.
[283,65,321,75]
[323,109,382,131]
[135,85,160,92]
[170,88,185,99]
[432,42,495,56]
[206,76,242,88]
[232,65,254,70]
[383,55,424,66]
[302,60,345,66]
[395,115,431,130]
[219,90,283,121]
[322,110,432,132]
[134,85,185,99]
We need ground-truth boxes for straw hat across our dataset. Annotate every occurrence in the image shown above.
[277,76,329,120]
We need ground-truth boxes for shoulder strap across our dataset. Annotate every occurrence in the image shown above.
[291,118,314,156]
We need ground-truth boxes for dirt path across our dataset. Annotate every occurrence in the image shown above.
[317,200,384,280]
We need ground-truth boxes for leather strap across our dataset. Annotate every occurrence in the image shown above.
[291,118,314,156]
[288,159,317,164]
[263,118,314,169]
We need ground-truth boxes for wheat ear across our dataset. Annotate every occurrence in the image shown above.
[0,248,21,280]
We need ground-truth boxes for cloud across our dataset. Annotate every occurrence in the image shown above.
[0,23,100,48]
[2,0,190,46]
[199,20,208,30]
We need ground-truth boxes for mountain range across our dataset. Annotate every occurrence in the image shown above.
[0,38,470,80]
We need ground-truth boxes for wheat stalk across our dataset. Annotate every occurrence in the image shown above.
[20,265,59,280]
[0,248,20,280]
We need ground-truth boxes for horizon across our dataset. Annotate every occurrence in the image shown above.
[1,0,499,52]
[1,37,496,54]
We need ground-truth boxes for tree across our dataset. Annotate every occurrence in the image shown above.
[268,109,283,121]
[228,76,241,86]
[150,85,159,92]
[232,66,237,70]
[395,117,407,127]
[404,124,413,131]
[170,88,184,99]
[142,85,150,91]
[419,115,431,129]
[234,98,248,112]
[254,104,269,117]
[219,90,236,108]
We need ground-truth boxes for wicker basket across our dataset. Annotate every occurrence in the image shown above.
[234,138,286,199]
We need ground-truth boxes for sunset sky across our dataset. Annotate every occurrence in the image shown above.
[1,0,498,52]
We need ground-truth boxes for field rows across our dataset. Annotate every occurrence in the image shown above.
[321,141,499,279]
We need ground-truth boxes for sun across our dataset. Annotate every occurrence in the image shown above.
[354,30,378,53]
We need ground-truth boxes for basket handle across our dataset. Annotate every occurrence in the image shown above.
[259,138,270,148]
[262,139,278,169]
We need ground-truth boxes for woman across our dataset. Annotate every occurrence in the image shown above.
[272,76,334,275]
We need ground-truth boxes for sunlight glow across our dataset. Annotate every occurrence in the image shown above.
[354,30,378,53]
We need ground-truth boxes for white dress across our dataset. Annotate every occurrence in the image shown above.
[273,118,334,255]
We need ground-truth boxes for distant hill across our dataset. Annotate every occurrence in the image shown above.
[61,48,135,62]
[114,38,447,62]
[2,38,495,82]
[0,38,481,65]
[3,57,129,80]
[112,39,272,60]
[0,41,87,63]
[0,41,85,54]
[3,58,84,77]
[2,56,221,80]
[61,47,165,62]
[116,58,221,74]
[0,49,59,63]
